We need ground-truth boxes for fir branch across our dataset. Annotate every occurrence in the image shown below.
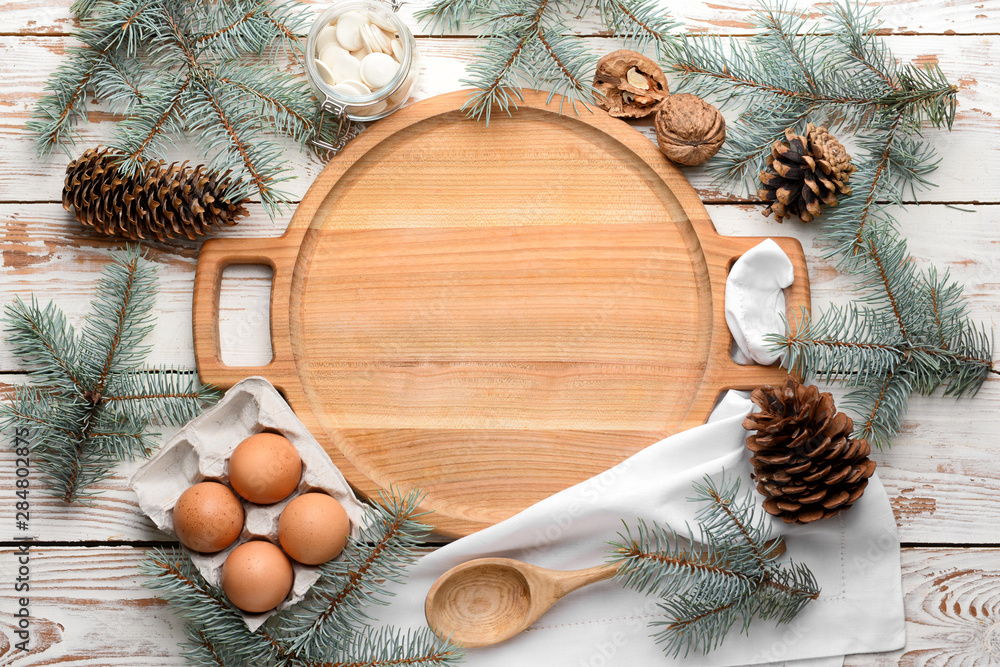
[31,0,320,219]
[112,74,193,175]
[666,0,991,446]
[596,0,677,56]
[78,244,157,388]
[419,0,677,121]
[304,627,463,667]
[187,77,293,210]
[142,497,462,667]
[1,246,218,501]
[4,296,84,394]
[610,474,819,658]
[279,490,433,659]
[611,521,759,603]
[103,369,220,425]
[652,594,747,658]
[27,0,158,152]
[212,62,315,144]
[842,367,912,450]
[772,305,906,386]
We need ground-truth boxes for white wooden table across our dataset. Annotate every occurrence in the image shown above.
[1,1,999,664]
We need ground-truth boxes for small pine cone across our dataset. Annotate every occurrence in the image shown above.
[63,147,248,242]
[758,123,856,223]
[743,377,876,524]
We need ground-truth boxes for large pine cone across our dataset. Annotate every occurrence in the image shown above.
[63,147,248,242]
[758,123,855,223]
[743,378,875,524]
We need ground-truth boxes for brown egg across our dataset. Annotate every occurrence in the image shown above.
[228,432,302,504]
[172,481,244,553]
[278,493,352,565]
[222,541,294,613]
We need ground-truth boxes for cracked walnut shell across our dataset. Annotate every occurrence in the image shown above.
[593,50,668,118]
[654,93,726,166]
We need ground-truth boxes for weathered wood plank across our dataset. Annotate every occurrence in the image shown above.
[0,546,997,665]
[4,0,999,37]
[0,33,996,203]
[4,203,997,370]
[0,546,187,666]
[1,202,997,542]
[0,380,173,543]
[847,548,1000,665]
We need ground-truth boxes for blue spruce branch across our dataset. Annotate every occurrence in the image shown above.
[29,0,319,219]
[0,246,219,501]
[417,0,678,122]
[666,0,993,447]
[609,474,819,658]
[141,495,463,667]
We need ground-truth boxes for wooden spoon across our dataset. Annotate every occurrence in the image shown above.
[424,557,618,648]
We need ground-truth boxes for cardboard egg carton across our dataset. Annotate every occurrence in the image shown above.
[131,376,367,630]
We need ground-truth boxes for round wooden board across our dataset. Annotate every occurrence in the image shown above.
[194,90,810,537]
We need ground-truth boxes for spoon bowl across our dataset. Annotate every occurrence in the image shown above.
[424,557,617,648]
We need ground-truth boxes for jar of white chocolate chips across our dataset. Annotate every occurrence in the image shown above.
[306,2,418,153]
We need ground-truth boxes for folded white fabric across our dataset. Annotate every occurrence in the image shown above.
[371,391,905,666]
[726,239,796,366]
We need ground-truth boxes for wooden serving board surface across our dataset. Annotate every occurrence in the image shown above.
[193,90,810,537]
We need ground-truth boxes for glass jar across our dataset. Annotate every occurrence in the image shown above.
[305,1,418,153]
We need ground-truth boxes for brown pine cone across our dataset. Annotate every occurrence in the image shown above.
[63,147,248,242]
[758,123,855,223]
[743,377,876,524]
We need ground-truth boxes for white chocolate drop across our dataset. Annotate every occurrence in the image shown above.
[390,38,404,62]
[338,79,372,95]
[358,24,380,55]
[314,24,340,54]
[367,11,397,32]
[363,24,391,54]
[360,52,399,90]
[328,52,361,84]
[350,45,371,60]
[315,58,337,86]
[319,42,349,64]
[335,11,366,51]
[376,28,395,53]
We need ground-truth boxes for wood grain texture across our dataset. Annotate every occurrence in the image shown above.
[192,90,810,536]
[424,558,619,647]
[1,546,999,665]
[1,34,997,204]
[2,204,999,543]
[4,0,998,36]
[2,0,1000,662]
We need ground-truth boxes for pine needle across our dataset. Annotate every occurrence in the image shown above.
[141,493,463,667]
[609,474,819,658]
[28,0,320,219]
[417,0,678,122]
[664,0,991,447]
[0,246,219,502]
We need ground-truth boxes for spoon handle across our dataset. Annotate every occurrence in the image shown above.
[551,562,618,599]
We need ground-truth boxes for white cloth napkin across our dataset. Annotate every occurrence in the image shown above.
[726,239,795,366]
[369,237,905,665]
[370,392,905,666]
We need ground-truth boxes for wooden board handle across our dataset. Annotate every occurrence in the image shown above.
[193,236,297,392]
[716,235,810,390]
[680,233,810,432]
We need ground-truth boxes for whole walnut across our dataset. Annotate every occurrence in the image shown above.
[654,93,726,166]
[593,50,668,119]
